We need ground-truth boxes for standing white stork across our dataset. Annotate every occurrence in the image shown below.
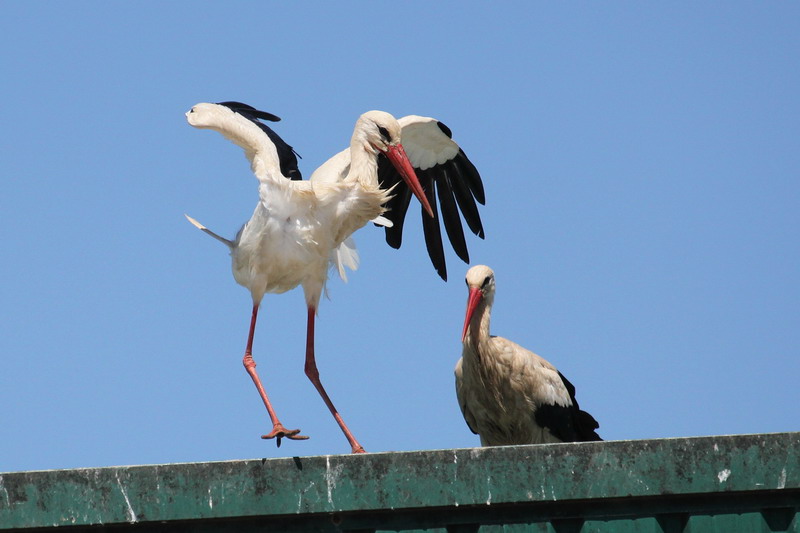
[185,102,485,453]
[456,265,601,445]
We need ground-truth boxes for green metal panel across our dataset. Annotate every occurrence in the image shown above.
[1,433,798,532]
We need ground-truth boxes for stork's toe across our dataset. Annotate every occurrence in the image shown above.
[262,425,309,447]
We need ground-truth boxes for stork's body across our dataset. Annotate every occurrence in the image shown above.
[186,102,485,453]
[456,265,601,446]
[221,133,398,310]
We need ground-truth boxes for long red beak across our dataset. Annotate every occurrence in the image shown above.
[384,144,435,218]
[461,287,483,342]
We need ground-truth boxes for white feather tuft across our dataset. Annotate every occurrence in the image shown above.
[184,214,234,249]
[371,215,394,227]
[331,237,360,281]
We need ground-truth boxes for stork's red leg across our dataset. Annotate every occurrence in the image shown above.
[241,304,308,445]
[303,307,366,454]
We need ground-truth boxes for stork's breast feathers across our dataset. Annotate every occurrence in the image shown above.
[329,185,389,235]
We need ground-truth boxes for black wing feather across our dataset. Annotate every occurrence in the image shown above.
[450,158,486,238]
[455,149,485,205]
[436,166,470,264]
[419,170,447,281]
[534,371,602,442]
[216,101,303,181]
[377,156,413,248]
[559,371,577,398]
[384,189,413,249]
[377,121,485,281]
[216,101,281,122]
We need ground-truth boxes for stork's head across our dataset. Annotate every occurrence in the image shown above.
[355,111,434,217]
[462,265,496,341]
[357,110,402,153]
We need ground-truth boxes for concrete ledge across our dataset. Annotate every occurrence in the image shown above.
[1,432,798,531]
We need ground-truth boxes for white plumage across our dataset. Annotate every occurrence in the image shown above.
[185,102,485,453]
[456,265,602,446]
[187,104,404,307]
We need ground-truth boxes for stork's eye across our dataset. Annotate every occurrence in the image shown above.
[481,276,492,289]
[377,126,391,142]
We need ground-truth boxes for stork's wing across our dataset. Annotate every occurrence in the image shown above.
[534,371,603,443]
[378,115,485,281]
[454,358,480,435]
[187,101,302,183]
[215,102,302,181]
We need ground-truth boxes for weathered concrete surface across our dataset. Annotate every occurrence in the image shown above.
[1,433,798,531]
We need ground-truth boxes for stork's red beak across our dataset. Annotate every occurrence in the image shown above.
[461,287,483,342]
[384,144,435,218]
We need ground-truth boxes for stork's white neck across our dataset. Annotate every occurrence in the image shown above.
[465,296,493,350]
[346,128,380,190]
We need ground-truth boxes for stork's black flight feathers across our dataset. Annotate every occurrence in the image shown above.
[377,119,485,281]
[534,371,603,442]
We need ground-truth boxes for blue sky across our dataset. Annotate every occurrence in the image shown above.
[1,3,798,473]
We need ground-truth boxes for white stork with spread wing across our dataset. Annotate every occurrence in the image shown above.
[186,102,485,453]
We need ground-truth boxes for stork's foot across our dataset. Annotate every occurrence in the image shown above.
[351,445,367,454]
[261,425,309,447]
